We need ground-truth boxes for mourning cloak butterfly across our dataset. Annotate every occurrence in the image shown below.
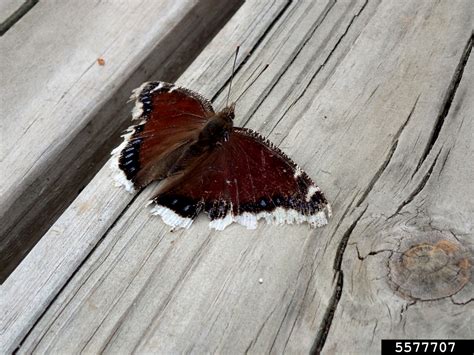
[111,81,331,230]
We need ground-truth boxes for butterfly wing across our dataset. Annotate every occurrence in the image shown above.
[150,127,331,230]
[111,81,214,191]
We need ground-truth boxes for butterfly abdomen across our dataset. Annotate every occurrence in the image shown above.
[165,112,234,178]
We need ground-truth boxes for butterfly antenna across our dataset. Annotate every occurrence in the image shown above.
[226,46,240,107]
[234,63,269,104]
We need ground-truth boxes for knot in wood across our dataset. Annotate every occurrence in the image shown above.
[388,230,470,301]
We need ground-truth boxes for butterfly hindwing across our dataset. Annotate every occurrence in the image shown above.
[111,81,214,191]
[150,128,331,230]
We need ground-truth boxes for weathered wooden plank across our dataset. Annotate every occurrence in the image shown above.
[0,0,242,281]
[323,39,474,353]
[10,0,474,353]
[0,1,289,352]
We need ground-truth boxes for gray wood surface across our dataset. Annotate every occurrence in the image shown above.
[324,38,474,353]
[3,0,473,354]
[0,0,242,281]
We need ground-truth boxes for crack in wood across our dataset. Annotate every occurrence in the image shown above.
[355,94,420,208]
[280,260,314,351]
[14,191,141,353]
[28,202,163,352]
[355,245,395,261]
[132,232,217,353]
[310,271,343,355]
[438,147,452,175]
[244,302,279,353]
[398,301,416,323]
[332,206,368,273]
[268,289,298,353]
[370,319,378,345]
[450,297,473,306]
[389,150,441,219]
[211,0,294,103]
[280,237,328,352]
[0,0,38,36]
[412,33,473,178]
[240,0,337,128]
[268,0,369,136]
[310,206,367,354]
[81,222,170,353]
[282,0,337,74]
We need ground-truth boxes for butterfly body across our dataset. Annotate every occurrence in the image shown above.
[152,106,235,195]
[111,81,331,230]
[198,105,234,145]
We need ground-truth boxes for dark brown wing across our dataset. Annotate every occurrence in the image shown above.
[111,81,214,191]
[150,127,331,230]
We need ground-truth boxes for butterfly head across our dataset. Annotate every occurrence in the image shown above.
[220,103,235,121]
[219,104,235,142]
[199,104,235,146]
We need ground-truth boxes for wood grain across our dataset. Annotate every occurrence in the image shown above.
[4,0,473,353]
[323,36,474,354]
[0,0,37,35]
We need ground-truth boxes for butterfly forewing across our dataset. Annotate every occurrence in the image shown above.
[111,81,214,191]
